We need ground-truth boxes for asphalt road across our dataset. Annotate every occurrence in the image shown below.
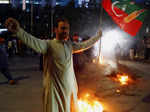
[0,56,150,112]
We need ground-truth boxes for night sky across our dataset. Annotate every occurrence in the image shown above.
[56,0,148,7]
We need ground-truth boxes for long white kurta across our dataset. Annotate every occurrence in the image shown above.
[16,28,101,112]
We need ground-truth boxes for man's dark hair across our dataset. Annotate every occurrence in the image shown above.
[54,17,69,28]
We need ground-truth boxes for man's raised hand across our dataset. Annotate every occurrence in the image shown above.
[5,18,20,34]
[97,28,102,38]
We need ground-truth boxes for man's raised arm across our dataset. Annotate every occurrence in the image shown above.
[5,18,48,54]
[72,29,102,53]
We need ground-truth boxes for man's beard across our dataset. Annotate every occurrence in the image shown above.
[58,32,69,40]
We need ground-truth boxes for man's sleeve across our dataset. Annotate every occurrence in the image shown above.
[16,28,49,54]
[72,31,102,53]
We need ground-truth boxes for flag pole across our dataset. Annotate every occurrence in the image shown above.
[98,2,103,63]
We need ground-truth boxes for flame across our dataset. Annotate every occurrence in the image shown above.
[92,59,96,63]
[110,72,135,86]
[98,55,104,64]
[117,74,129,85]
[92,55,103,64]
[77,94,104,112]
[99,56,103,64]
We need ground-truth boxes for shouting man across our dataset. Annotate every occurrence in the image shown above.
[5,17,102,112]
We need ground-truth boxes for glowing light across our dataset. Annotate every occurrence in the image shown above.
[117,74,129,85]
[116,89,120,93]
[93,28,130,71]
[92,59,96,63]
[78,100,103,112]
[93,30,122,65]
[98,55,104,64]
[101,30,120,53]
[26,0,29,3]
[0,29,8,33]
[0,0,9,4]
[78,94,104,112]
[85,93,90,97]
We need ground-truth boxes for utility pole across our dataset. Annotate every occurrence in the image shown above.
[98,3,103,63]
[48,0,56,38]
[30,0,33,34]
[50,8,54,38]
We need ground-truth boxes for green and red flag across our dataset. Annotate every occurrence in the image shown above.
[102,0,148,36]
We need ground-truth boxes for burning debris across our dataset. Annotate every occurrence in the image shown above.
[105,71,142,96]
[113,73,131,85]
[107,72,139,86]
[78,93,104,112]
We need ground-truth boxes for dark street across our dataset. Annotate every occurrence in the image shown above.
[0,0,150,112]
[0,56,150,112]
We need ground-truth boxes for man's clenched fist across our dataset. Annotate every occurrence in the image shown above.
[5,18,20,34]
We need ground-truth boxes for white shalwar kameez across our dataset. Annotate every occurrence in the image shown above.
[16,28,101,112]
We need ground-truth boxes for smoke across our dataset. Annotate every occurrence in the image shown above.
[93,28,133,75]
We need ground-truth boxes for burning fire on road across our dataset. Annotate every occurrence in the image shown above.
[77,93,104,112]
[108,72,138,86]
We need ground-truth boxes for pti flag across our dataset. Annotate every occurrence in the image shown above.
[102,0,148,36]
